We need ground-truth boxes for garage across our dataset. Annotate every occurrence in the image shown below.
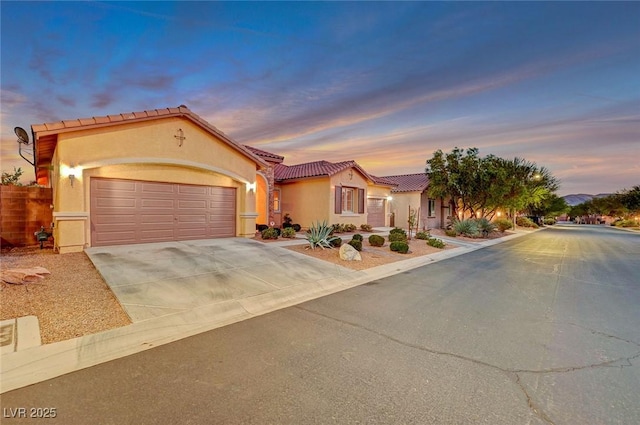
[367,198,385,227]
[90,178,236,247]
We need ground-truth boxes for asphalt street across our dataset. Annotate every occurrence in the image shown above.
[2,225,639,424]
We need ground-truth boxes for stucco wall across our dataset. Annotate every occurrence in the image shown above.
[280,178,330,228]
[389,192,421,231]
[49,117,258,252]
[329,168,368,226]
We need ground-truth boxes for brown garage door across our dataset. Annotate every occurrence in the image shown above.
[367,198,385,227]
[90,178,236,247]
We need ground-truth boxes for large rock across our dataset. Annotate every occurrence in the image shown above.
[339,244,362,261]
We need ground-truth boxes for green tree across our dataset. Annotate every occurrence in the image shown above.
[1,167,23,186]
[426,148,560,222]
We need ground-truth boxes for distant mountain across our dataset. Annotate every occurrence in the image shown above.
[562,193,612,206]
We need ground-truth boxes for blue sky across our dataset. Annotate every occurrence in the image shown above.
[2,1,638,195]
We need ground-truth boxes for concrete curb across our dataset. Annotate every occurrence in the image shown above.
[0,229,535,394]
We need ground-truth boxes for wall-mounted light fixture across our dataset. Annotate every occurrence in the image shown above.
[387,196,393,201]
[246,182,256,192]
[69,173,76,187]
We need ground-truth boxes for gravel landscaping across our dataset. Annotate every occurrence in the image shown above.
[0,246,131,345]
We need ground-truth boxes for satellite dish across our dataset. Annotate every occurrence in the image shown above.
[14,127,30,144]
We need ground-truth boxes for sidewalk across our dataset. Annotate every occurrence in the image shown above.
[0,229,531,394]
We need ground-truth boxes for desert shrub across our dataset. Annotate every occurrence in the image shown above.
[476,218,496,238]
[494,218,513,232]
[360,224,373,232]
[426,237,446,249]
[368,234,385,247]
[283,213,293,226]
[256,224,269,232]
[281,227,296,238]
[445,229,458,237]
[348,239,362,251]
[453,219,479,237]
[331,223,346,233]
[330,237,342,247]
[613,219,639,228]
[516,216,538,228]
[306,220,338,249]
[390,241,409,254]
[344,223,357,232]
[261,227,279,240]
[389,228,408,242]
[292,224,302,232]
[415,231,430,240]
[543,218,556,226]
[352,233,363,242]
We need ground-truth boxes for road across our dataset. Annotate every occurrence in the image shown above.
[2,225,639,424]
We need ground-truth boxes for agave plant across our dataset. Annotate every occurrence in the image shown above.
[305,220,338,249]
[453,219,479,237]
[475,218,496,237]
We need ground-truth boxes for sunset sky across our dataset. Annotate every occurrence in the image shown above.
[2,1,638,196]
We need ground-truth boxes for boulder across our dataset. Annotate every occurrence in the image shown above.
[339,244,362,261]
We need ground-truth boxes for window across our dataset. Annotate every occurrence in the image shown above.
[335,186,365,214]
[342,187,355,213]
[428,198,436,217]
[273,189,281,212]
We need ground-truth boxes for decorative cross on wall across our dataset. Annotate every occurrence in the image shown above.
[174,128,186,147]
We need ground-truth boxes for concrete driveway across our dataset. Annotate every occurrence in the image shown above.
[85,238,355,322]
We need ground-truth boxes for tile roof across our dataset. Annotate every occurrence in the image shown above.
[31,105,267,169]
[243,145,284,163]
[273,160,394,186]
[379,173,429,192]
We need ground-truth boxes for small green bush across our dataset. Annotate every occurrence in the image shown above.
[368,234,385,247]
[390,241,409,254]
[352,233,363,241]
[331,223,346,233]
[516,217,538,228]
[426,237,445,249]
[613,219,639,228]
[415,231,430,240]
[445,229,457,237]
[344,223,357,232]
[281,227,296,238]
[330,237,342,247]
[256,224,269,232]
[261,227,279,240]
[389,228,408,242]
[292,224,302,232]
[453,219,479,237]
[543,218,556,226]
[360,224,373,232]
[348,239,362,251]
[494,218,513,232]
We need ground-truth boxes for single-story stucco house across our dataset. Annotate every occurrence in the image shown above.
[382,174,451,231]
[29,105,447,253]
[31,106,268,253]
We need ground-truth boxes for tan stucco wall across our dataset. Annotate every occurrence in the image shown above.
[389,192,421,230]
[50,117,258,252]
[280,178,330,228]
[329,168,368,226]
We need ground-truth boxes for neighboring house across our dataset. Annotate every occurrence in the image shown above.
[245,147,396,228]
[379,173,450,230]
[31,106,266,253]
